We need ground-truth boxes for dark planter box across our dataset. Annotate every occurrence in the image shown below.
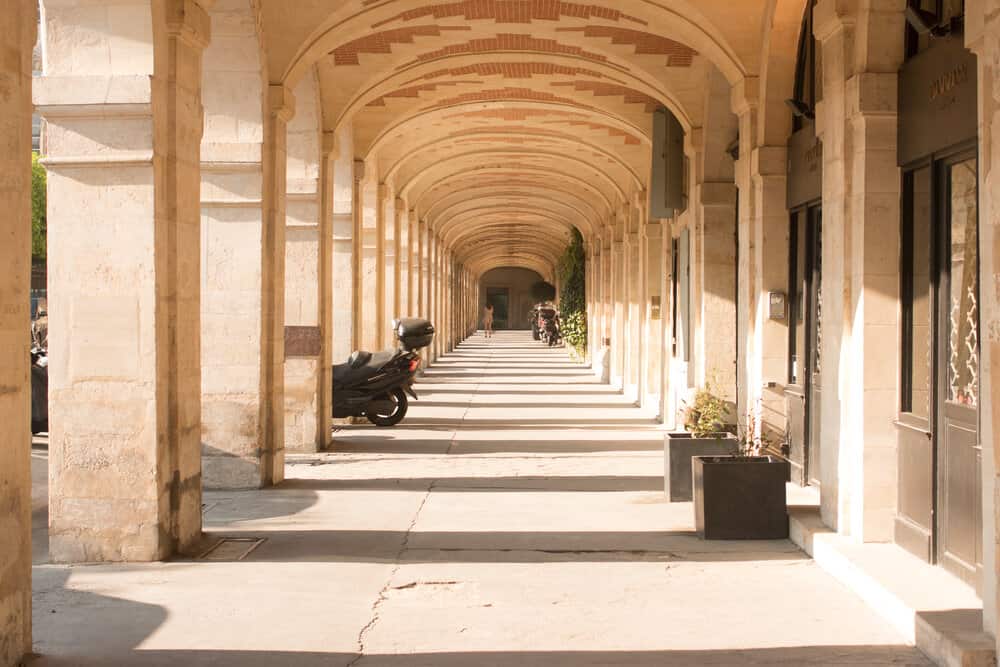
[693,456,790,540]
[663,433,736,502]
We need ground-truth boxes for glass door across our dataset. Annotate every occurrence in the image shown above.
[937,154,981,586]
[787,204,822,485]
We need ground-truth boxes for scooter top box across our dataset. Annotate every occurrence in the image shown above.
[394,318,435,350]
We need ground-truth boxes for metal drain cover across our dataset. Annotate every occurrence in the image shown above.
[199,537,265,561]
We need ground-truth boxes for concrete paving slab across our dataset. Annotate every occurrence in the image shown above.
[28,332,930,665]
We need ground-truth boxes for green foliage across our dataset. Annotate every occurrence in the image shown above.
[558,227,586,316]
[561,310,587,355]
[683,386,731,438]
[557,227,587,354]
[31,153,46,258]
[531,281,557,302]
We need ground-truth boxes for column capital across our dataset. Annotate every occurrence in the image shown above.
[353,159,365,184]
[751,145,787,178]
[322,131,338,158]
[166,0,211,48]
[814,0,857,43]
[701,182,738,207]
[378,182,391,201]
[730,76,760,116]
[268,84,295,122]
[395,197,406,211]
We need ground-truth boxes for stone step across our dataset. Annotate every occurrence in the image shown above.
[789,506,995,667]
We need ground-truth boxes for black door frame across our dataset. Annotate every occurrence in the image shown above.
[787,200,822,486]
[898,141,981,588]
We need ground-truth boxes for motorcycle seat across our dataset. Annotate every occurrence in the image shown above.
[349,350,372,369]
[334,350,397,386]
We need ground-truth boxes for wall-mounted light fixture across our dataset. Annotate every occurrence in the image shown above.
[785,98,814,120]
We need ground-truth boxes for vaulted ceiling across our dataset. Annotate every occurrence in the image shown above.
[259,0,779,277]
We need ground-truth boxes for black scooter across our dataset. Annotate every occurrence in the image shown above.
[332,318,434,427]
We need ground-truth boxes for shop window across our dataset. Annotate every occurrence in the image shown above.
[791,0,822,132]
[901,167,933,419]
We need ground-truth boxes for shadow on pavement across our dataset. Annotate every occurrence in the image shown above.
[279,475,665,493]
[26,645,931,666]
[194,529,805,564]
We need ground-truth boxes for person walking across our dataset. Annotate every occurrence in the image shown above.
[483,303,494,339]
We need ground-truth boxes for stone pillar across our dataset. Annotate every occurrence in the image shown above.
[610,228,627,389]
[358,174,379,351]
[331,126,354,365]
[396,199,408,318]
[428,233,438,361]
[601,235,613,379]
[588,242,601,367]
[316,132,334,447]
[968,0,1000,638]
[283,73,324,454]
[256,85,293,486]
[409,212,420,316]
[697,182,739,402]
[38,0,209,559]
[351,160,365,351]
[627,196,647,404]
[380,186,394,342]
[644,224,665,413]
[0,0,35,659]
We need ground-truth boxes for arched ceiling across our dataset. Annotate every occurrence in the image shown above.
[257,0,770,278]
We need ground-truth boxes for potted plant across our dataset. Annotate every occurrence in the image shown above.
[692,405,790,540]
[663,386,736,502]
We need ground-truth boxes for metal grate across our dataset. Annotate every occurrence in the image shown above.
[198,537,265,561]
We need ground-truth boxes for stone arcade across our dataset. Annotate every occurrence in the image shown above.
[5,0,1000,664]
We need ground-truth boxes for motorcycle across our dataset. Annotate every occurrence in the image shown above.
[30,344,48,435]
[537,307,561,347]
[332,318,435,427]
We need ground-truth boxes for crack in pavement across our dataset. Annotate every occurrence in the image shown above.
[346,341,491,666]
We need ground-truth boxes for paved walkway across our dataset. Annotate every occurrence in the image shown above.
[31,332,930,665]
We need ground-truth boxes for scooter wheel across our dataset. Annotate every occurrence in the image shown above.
[366,387,408,427]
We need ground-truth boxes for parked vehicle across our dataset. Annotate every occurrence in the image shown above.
[332,318,434,427]
[537,306,561,347]
[31,343,48,435]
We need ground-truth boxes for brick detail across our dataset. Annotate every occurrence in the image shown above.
[370,1,647,28]
[427,86,587,109]
[402,33,608,68]
[331,26,470,65]
[550,80,659,111]
[442,108,641,144]
[555,26,696,66]
[404,61,615,85]
[367,80,480,106]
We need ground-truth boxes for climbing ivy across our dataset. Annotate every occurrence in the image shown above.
[31,152,46,259]
[558,227,587,355]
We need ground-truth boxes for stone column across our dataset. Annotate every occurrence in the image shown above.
[316,132,334,448]
[331,128,354,365]
[0,0,35,659]
[644,224,665,413]
[968,0,1000,637]
[814,0,855,532]
[37,0,209,559]
[380,185,394,342]
[428,233,438,361]
[409,212,420,317]
[626,196,647,404]
[698,182,739,401]
[588,242,601,367]
[610,225,627,389]
[351,160,365,351]
[396,199,408,318]
[283,74,324,454]
[256,85,294,486]
[359,174,380,351]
